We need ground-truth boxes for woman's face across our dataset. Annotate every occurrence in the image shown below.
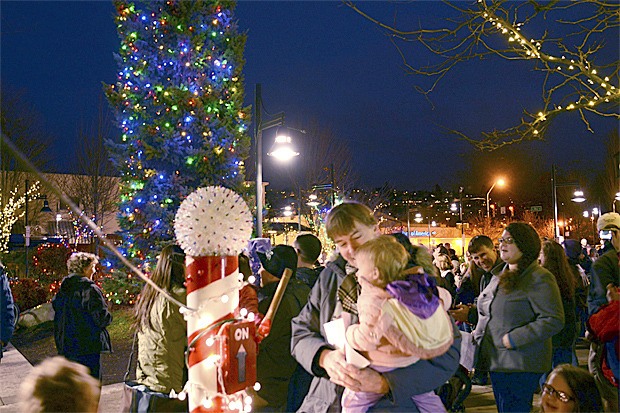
[499,230,523,265]
[539,249,546,266]
[541,372,577,413]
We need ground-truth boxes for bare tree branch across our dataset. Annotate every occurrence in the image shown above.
[345,0,619,149]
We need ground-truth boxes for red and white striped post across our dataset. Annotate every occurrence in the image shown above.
[175,187,256,412]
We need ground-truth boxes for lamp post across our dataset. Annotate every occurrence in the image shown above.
[24,179,53,277]
[254,84,298,238]
[486,178,506,218]
[459,187,465,257]
[414,213,435,248]
[552,164,586,240]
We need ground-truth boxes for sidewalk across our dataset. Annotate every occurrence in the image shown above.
[0,344,124,413]
[0,343,591,412]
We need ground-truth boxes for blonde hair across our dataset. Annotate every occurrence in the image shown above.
[355,235,409,288]
[326,202,377,240]
[435,254,453,271]
[19,356,100,413]
[66,252,98,275]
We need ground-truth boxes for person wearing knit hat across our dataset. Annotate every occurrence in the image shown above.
[589,212,620,314]
[474,222,564,413]
[254,245,310,411]
[587,213,619,412]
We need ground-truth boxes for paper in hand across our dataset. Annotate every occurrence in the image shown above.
[323,318,370,369]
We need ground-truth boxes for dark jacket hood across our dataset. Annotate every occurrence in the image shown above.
[59,274,92,293]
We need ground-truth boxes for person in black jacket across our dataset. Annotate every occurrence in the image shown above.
[254,245,310,411]
[293,233,324,289]
[52,252,112,381]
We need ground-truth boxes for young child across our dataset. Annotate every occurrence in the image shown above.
[343,235,454,413]
[19,356,101,413]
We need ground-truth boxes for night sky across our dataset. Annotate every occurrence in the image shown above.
[2,1,618,192]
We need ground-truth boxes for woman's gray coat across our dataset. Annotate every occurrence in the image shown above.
[474,261,564,373]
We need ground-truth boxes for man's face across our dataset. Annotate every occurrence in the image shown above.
[610,228,620,251]
[332,221,379,267]
[469,245,498,272]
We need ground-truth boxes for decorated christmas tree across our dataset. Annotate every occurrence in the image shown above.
[106,0,250,266]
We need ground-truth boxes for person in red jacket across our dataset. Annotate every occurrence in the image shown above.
[587,284,619,412]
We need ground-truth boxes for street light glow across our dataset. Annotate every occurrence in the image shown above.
[496,178,506,187]
[268,135,299,161]
[572,190,586,203]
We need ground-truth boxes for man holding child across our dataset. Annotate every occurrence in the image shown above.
[291,202,461,412]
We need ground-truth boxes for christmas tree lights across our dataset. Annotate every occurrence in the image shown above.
[106,0,250,267]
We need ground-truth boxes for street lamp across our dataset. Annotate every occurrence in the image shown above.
[307,194,319,207]
[486,178,506,218]
[414,213,435,247]
[551,164,587,240]
[459,187,465,257]
[254,84,298,238]
[24,179,53,277]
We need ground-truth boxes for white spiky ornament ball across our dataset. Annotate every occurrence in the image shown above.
[174,186,253,257]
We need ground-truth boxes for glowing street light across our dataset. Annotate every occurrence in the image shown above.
[552,164,586,240]
[254,84,300,237]
[267,131,299,161]
[486,178,506,218]
[306,194,320,207]
[572,190,586,203]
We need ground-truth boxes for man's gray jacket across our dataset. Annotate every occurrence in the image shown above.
[291,255,461,412]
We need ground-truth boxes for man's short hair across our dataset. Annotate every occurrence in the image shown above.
[295,234,322,264]
[326,202,377,240]
[468,235,494,254]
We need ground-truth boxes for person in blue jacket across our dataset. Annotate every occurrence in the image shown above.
[291,202,460,412]
[0,260,16,362]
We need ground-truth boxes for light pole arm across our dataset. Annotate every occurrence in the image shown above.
[255,84,263,238]
[486,182,497,218]
[254,84,286,238]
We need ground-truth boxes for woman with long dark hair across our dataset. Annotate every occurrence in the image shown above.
[474,222,564,412]
[134,244,187,395]
[540,240,578,384]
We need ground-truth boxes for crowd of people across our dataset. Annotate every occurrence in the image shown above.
[2,204,618,413]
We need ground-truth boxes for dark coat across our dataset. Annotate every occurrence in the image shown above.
[588,248,619,315]
[0,266,15,359]
[553,296,577,349]
[52,274,112,356]
[257,278,310,410]
[295,266,323,289]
